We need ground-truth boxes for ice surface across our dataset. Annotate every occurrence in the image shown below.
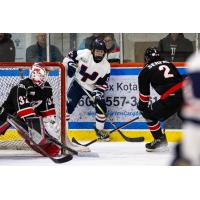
[0,142,176,166]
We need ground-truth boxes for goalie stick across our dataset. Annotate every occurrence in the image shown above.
[7,114,73,164]
[44,131,99,157]
[72,116,144,146]
[9,114,98,157]
[73,79,144,143]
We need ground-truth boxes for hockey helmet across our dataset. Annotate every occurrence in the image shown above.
[29,62,47,87]
[144,47,160,64]
[92,39,106,63]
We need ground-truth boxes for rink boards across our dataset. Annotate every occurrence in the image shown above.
[0,65,186,142]
[66,65,186,142]
[0,129,183,142]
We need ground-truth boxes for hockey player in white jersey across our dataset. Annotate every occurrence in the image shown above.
[172,52,200,165]
[63,39,111,149]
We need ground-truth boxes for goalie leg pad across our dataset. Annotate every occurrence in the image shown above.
[7,115,61,157]
[24,141,61,157]
[26,116,46,145]
[0,106,11,135]
[42,143,61,157]
[26,116,61,156]
[0,121,10,135]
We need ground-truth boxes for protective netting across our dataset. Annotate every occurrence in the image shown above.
[0,63,66,151]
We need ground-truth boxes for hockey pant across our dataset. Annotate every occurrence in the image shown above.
[141,93,183,139]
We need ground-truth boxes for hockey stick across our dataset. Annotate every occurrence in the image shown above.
[7,114,73,164]
[72,116,142,146]
[10,114,97,157]
[73,79,144,143]
[44,131,98,157]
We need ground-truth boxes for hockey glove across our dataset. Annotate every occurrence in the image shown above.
[137,100,148,112]
[91,89,104,105]
[43,116,60,140]
[137,101,153,120]
[67,61,77,78]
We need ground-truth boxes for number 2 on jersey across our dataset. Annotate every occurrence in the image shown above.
[159,65,174,78]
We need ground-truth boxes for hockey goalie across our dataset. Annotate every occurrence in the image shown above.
[0,62,63,157]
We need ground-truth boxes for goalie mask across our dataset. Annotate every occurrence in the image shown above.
[92,39,106,63]
[29,62,47,87]
[144,47,161,64]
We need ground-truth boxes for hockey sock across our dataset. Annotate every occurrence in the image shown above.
[147,121,164,140]
[96,113,106,130]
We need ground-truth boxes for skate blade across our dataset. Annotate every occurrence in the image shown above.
[146,146,169,152]
[77,152,99,157]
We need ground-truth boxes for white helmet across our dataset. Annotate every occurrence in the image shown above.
[29,62,47,87]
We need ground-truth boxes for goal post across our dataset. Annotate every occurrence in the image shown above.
[0,62,66,154]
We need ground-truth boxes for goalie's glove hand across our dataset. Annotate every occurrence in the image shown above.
[91,89,104,106]
[43,116,60,140]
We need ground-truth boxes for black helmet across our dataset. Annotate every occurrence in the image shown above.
[92,39,106,51]
[144,47,160,64]
[92,39,106,63]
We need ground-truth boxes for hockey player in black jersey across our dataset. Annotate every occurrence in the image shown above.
[137,47,185,152]
[0,62,61,157]
[63,39,110,146]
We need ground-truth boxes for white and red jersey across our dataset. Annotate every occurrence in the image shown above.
[63,49,110,92]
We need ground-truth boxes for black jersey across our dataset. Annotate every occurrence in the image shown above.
[2,78,55,118]
[138,60,183,103]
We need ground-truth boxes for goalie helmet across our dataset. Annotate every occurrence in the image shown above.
[29,62,47,87]
[92,39,106,63]
[144,47,161,64]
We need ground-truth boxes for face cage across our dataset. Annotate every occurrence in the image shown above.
[30,71,47,87]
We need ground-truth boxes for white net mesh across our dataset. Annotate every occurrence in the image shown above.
[0,63,66,151]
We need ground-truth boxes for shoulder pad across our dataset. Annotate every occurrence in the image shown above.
[77,49,91,63]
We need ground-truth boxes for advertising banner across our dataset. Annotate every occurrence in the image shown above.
[69,66,187,129]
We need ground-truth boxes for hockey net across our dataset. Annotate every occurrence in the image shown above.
[0,62,66,153]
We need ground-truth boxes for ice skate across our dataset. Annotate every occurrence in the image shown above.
[94,127,110,142]
[146,134,168,152]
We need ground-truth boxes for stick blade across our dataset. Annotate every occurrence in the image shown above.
[127,137,145,142]
[77,152,99,157]
[53,154,73,163]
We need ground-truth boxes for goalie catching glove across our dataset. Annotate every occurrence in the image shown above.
[43,115,60,140]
